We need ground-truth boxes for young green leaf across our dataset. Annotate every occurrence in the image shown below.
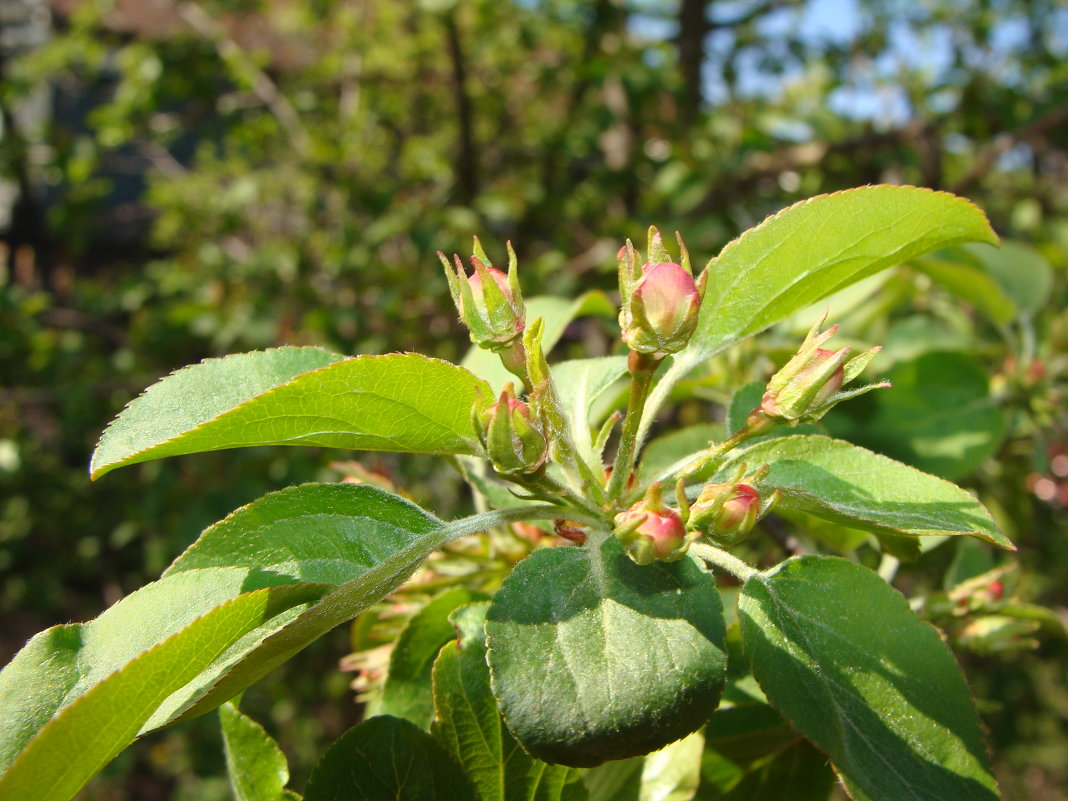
[738,556,1000,801]
[911,256,1017,325]
[960,240,1053,318]
[0,586,302,801]
[220,702,300,801]
[303,715,477,801]
[639,187,999,445]
[717,435,1013,549]
[583,758,643,801]
[551,356,629,467]
[432,602,586,801]
[702,703,798,772]
[485,536,727,767]
[690,186,999,363]
[381,588,488,729]
[91,350,491,478]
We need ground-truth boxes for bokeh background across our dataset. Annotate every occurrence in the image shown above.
[1,0,1066,798]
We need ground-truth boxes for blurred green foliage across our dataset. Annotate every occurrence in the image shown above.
[1,0,1067,797]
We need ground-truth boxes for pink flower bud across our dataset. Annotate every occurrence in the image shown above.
[440,241,526,352]
[622,262,703,357]
[808,349,846,406]
[464,266,514,314]
[474,383,547,476]
[756,314,885,425]
[613,483,694,565]
[617,229,707,359]
[688,475,774,546]
[637,262,699,330]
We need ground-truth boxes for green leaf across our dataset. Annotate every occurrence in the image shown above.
[0,566,319,774]
[825,351,1005,480]
[963,240,1053,317]
[718,435,1013,549]
[485,537,727,767]
[381,588,488,729]
[911,257,1017,325]
[552,356,629,467]
[462,292,616,390]
[220,702,300,801]
[0,587,301,801]
[879,316,971,364]
[726,382,765,436]
[639,424,723,483]
[638,730,704,801]
[696,737,834,801]
[303,715,477,801]
[702,704,797,771]
[738,556,1000,801]
[583,759,643,801]
[90,347,340,477]
[152,483,450,727]
[432,603,586,801]
[688,186,998,363]
[91,350,490,478]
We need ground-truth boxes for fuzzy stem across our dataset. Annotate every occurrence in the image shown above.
[512,470,604,519]
[690,542,758,581]
[677,411,776,481]
[607,351,660,505]
[441,503,602,544]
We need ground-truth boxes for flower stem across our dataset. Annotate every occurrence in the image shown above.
[690,542,758,581]
[607,352,660,506]
[441,503,602,544]
[677,412,776,481]
[518,471,604,519]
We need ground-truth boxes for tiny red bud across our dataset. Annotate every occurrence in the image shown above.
[554,520,588,544]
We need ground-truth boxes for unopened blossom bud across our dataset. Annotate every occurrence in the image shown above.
[440,238,525,352]
[474,382,547,476]
[613,483,695,565]
[754,313,887,426]
[688,465,778,546]
[689,483,762,546]
[618,228,707,358]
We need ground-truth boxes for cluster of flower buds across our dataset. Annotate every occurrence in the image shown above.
[613,483,696,566]
[750,313,888,429]
[440,238,525,354]
[687,464,779,546]
[613,466,778,564]
[473,382,548,477]
[618,228,707,359]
